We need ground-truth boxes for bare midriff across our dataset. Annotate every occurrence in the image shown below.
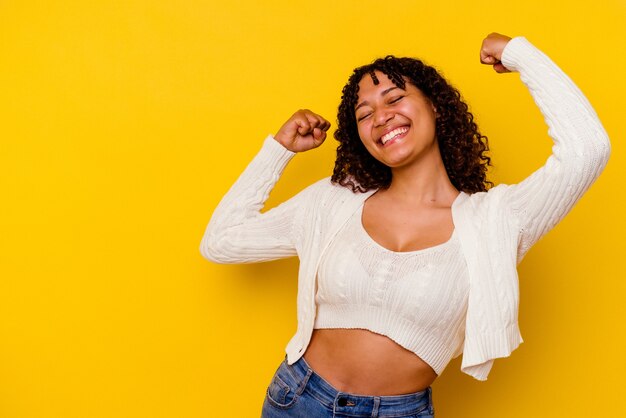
[303,328,438,396]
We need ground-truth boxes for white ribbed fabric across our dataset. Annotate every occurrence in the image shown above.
[200,37,611,380]
[314,205,469,374]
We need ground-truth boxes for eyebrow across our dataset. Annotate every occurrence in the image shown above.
[355,86,400,111]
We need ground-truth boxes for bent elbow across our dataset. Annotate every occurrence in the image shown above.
[588,132,612,177]
[199,233,233,264]
[600,133,611,166]
[572,131,612,179]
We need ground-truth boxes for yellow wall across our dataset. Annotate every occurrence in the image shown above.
[1,1,624,417]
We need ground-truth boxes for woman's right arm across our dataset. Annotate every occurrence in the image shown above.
[199,110,330,264]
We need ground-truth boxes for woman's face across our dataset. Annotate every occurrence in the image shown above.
[354,70,438,169]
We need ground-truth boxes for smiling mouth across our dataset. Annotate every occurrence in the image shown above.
[379,126,409,146]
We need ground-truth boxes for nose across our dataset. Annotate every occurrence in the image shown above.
[373,107,394,127]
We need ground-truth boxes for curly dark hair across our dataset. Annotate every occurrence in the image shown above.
[331,55,493,194]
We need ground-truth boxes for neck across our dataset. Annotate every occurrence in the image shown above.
[385,146,459,206]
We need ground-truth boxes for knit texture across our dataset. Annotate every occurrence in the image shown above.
[200,36,611,380]
[315,205,469,375]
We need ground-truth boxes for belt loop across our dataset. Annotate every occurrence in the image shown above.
[428,387,434,414]
[371,396,380,417]
[296,367,313,395]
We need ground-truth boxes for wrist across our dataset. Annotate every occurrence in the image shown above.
[264,134,297,158]
[273,133,295,152]
[271,134,294,152]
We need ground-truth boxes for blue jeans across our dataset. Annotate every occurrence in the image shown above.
[261,355,434,417]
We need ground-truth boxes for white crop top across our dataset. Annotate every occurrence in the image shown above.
[314,204,470,375]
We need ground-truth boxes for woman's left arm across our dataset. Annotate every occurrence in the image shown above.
[482,34,611,263]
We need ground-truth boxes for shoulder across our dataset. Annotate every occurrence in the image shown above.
[456,184,512,213]
[291,177,367,222]
[290,177,363,232]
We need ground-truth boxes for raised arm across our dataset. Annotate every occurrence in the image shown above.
[484,34,611,262]
[200,110,330,264]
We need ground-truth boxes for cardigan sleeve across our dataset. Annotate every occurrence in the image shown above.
[497,37,611,263]
[199,135,308,264]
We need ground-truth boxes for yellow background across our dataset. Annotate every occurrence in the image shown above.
[1,1,624,417]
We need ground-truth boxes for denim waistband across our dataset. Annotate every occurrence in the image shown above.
[287,355,433,416]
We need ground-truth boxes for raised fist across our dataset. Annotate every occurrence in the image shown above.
[480,32,513,73]
[274,109,331,153]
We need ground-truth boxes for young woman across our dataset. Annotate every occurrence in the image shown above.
[200,33,610,417]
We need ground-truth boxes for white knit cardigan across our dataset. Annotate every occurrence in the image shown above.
[200,37,611,380]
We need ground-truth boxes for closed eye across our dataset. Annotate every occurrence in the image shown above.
[389,96,404,104]
[357,112,372,122]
